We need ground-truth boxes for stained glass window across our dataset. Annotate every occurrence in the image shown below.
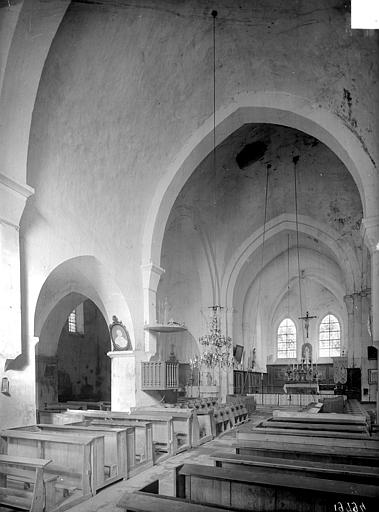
[319,314,341,357]
[68,309,77,333]
[277,318,296,359]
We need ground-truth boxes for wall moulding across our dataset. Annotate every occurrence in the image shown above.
[0,172,34,227]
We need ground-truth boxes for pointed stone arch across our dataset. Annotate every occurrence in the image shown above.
[34,255,135,351]
[222,213,360,314]
[142,91,377,275]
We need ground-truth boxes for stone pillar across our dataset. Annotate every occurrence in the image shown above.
[343,294,354,366]
[361,289,372,401]
[353,292,363,367]
[0,172,33,359]
[361,216,379,420]
[141,262,165,357]
[107,351,136,412]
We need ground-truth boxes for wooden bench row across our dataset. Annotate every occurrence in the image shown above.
[254,423,373,440]
[235,438,379,466]
[118,458,378,512]
[237,430,379,449]
[116,407,378,512]
[0,454,56,512]
[65,409,183,459]
[177,462,378,511]
[37,399,250,467]
[212,451,379,483]
[0,418,154,512]
[260,417,369,433]
[272,409,369,425]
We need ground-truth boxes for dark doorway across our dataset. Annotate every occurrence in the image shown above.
[346,368,361,400]
[57,299,111,403]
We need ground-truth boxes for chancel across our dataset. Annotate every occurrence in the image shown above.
[0,1,378,511]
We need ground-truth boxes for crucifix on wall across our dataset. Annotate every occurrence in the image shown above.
[299,311,317,339]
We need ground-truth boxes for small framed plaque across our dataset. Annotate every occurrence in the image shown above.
[368,369,378,384]
[1,377,9,395]
[109,316,132,351]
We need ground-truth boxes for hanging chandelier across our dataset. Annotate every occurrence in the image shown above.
[199,306,233,369]
[197,12,233,371]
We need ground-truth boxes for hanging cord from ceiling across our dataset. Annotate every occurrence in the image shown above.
[241,162,269,393]
[210,10,220,306]
[251,163,270,356]
[293,155,306,343]
[287,233,291,320]
[212,10,217,179]
[256,164,270,315]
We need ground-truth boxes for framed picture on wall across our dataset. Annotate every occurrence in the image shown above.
[1,377,9,395]
[109,316,132,351]
[368,369,378,384]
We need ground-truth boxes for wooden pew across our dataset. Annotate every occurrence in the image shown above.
[210,452,379,485]
[236,431,379,450]
[253,424,372,440]
[19,424,131,482]
[321,395,345,413]
[88,419,154,473]
[66,401,110,411]
[1,429,105,501]
[53,409,146,464]
[0,454,56,512]
[117,491,239,512]
[272,410,367,425]
[261,418,368,433]
[131,407,198,452]
[63,410,175,460]
[235,439,379,466]
[196,412,213,444]
[108,413,174,460]
[179,463,378,511]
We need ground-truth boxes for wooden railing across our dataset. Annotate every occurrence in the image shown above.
[141,361,179,390]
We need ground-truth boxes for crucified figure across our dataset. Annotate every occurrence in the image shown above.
[298,311,317,338]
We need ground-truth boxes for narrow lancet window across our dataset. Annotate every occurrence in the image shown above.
[277,318,296,359]
[319,314,341,357]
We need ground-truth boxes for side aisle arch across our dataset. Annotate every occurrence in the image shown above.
[34,255,135,356]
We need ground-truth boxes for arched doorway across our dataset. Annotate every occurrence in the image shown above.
[33,255,135,412]
[57,299,111,404]
[36,297,111,408]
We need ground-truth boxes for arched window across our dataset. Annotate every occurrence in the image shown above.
[319,314,341,357]
[277,318,296,359]
[68,309,77,333]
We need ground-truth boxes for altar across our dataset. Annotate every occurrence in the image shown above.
[283,342,320,395]
[283,382,319,394]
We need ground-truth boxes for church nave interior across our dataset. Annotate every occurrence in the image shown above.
[0,1,378,511]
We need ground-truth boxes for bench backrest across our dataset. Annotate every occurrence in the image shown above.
[0,454,51,469]
[235,440,379,467]
[210,452,379,484]
[89,419,153,462]
[179,462,379,511]
[2,429,105,493]
[272,410,367,425]
[117,491,239,512]
[236,431,378,449]
[35,424,132,477]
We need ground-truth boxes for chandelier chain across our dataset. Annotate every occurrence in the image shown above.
[294,161,305,342]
